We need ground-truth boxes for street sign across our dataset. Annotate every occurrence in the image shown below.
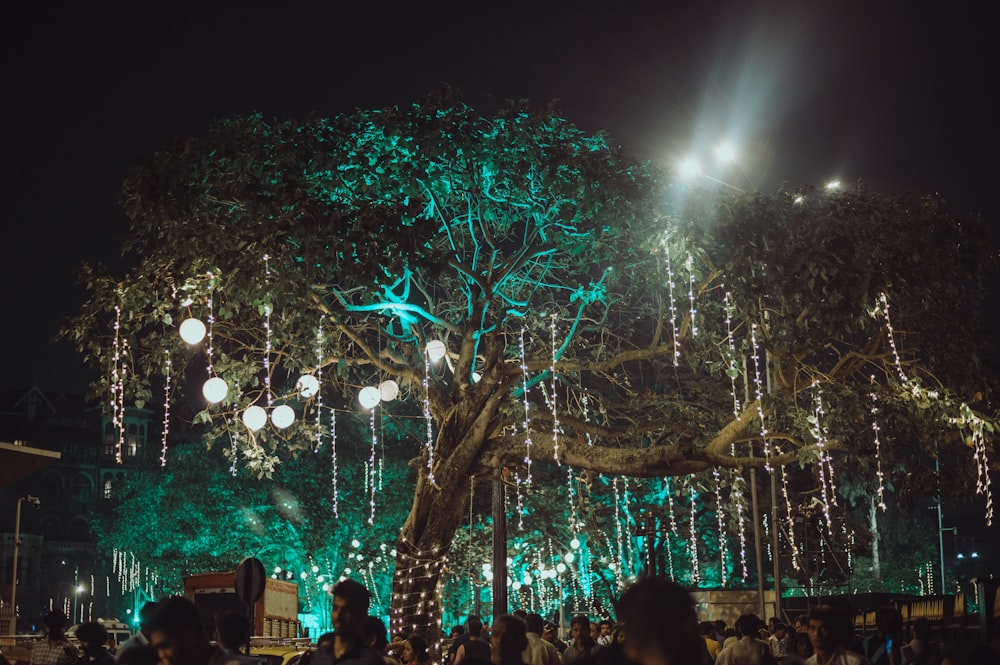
[234,557,266,605]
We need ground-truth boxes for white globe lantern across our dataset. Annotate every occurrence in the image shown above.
[270,404,295,429]
[564,552,575,564]
[179,318,207,345]
[378,379,399,402]
[570,537,581,550]
[297,374,320,399]
[242,405,267,432]
[556,563,567,574]
[358,386,381,410]
[202,377,228,404]
[426,339,446,362]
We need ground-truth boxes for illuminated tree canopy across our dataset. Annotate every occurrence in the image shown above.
[66,93,998,636]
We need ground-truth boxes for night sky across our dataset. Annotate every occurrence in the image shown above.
[2,2,997,394]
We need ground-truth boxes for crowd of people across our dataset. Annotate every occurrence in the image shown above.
[12,577,1000,665]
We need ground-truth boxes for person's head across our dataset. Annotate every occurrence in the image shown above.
[513,609,527,619]
[613,625,626,645]
[772,623,787,640]
[698,622,715,638]
[525,614,544,636]
[589,622,600,641]
[911,617,932,642]
[807,605,850,655]
[316,632,335,653]
[713,620,726,637]
[874,606,903,638]
[569,615,591,642]
[42,610,68,638]
[468,617,485,639]
[138,601,160,636]
[214,611,252,651]
[735,614,762,639]
[791,631,812,658]
[402,635,429,664]
[331,579,372,636]
[541,622,558,644]
[361,616,390,652]
[768,617,779,633]
[794,614,810,633]
[490,615,528,665]
[76,621,109,654]
[617,576,704,665]
[147,596,213,665]
[599,619,614,637]
[451,625,466,638]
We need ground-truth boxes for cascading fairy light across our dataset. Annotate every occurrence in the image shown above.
[314,318,325,453]
[368,409,378,525]
[550,314,561,465]
[110,302,125,464]
[622,477,637,568]
[229,414,240,476]
[869,378,887,510]
[329,408,338,516]
[734,474,749,582]
[613,479,625,575]
[518,329,534,484]
[422,345,436,485]
[810,382,837,534]
[686,252,699,337]
[724,291,741,416]
[664,245,680,365]
[663,477,678,579]
[160,353,171,466]
[713,469,728,586]
[749,324,772,469]
[777,453,802,570]
[688,479,701,585]
[260,256,273,407]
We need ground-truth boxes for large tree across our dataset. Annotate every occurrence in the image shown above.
[65,93,998,638]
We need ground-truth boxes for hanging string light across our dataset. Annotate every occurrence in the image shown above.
[869,377,887,511]
[110,300,125,464]
[713,469,728,586]
[724,291,741,417]
[663,245,680,365]
[519,329,534,485]
[688,479,701,586]
[330,407,338,516]
[749,324,771,469]
[550,315,562,465]
[686,252,698,337]
[160,352,171,467]
[777,451,802,570]
[368,409,378,525]
[810,382,837,536]
[422,343,436,485]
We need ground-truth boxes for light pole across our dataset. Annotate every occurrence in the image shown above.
[10,494,40,635]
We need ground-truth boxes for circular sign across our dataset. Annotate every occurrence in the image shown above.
[235,557,266,604]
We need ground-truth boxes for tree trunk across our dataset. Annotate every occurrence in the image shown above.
[869,495,882,583]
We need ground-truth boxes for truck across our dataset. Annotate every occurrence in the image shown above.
[184,571,300,639]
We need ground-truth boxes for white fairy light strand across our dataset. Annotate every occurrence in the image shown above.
[686,252,699,337]
[688,479,700,585]
[110,302,125,464]
[869,378,887,510]
[664,245,680,365]
[330,407,338,516]
[810,382,837,534]
[422,346,436,484]
[314,317,325,453]
[713,469,728,586]
[160,353,171,466]
[368,409,378,525]
[519,329,534,485]
[724,291,742,417]
[550,314,561,465]
[749,324,772,469]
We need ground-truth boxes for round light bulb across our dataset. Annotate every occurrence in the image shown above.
[179,318,207,345]
[564,552,575,564]
[242,405,267,431]
[359,386,381,410]
[378,379,399,402]
[270,404,295,429]
[202,377,228,404]
[471,371,482,383]
[297,374,320,399]
[556,563,567,574]
[570,537,580,550]
[426,339,446,362]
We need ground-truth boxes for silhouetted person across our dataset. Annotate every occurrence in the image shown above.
[31,610,79,665]
[214,611,266,665]
[805,605,869,665]
[116,602,159,662]
[491,615,529,665]
[75,622,115,665]
[146,596,240,665]
[329,579,384,665]
[617,576,706,665]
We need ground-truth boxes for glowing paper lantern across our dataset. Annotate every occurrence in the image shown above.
[297,374,320,399]
[426,339,446,362]
[202,377,228,403]
[179,318,207,345]
[378,379,399,402]
[358,386,381,410]
[270,404,295,429]
[242,405,267,432]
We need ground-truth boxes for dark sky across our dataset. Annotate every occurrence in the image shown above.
[2,2,997,393]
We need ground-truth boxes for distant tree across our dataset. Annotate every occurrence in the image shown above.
[65,93,998,639]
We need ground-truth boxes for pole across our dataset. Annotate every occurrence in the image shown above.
[750,468,766,619]
[765,345,781,622]
[492,467,508,620]
[10,498,24,636]
[936,456,947,594]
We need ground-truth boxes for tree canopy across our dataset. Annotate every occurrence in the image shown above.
[66,92,998,637]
